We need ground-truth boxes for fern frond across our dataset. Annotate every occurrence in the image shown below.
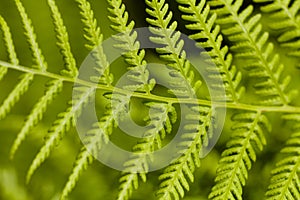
[209,0,297,105]
[0,73,34,120]
[145,2,212,199]
[0,13,19,118]
[107,0,155,93]
[0,0,50,120]
[176,0,244,102]
[157,106,211,200]
[60,146,94,200]
[60,93,128,199]
[106,1,176,199]
[0,15,18,76]
[118,102,176,200]
[265,114,300,200]
[10,79,63,159]
[9,0,85,159]
[59,1,121,197]
[145,0,201,98]
[47,0,78,78]
[0,66,7,81]
[26,86,95,183]
[255,0,300,58]
[25,0,112,183]
[14,0,47,71]
[209,112,271,200]
[77,0,113,85]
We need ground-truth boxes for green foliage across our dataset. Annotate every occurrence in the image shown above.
[266,114,300,200]
[209,112,271,200]
[255,0,300,58]
[177,0,244,102]
[0,0,299,200]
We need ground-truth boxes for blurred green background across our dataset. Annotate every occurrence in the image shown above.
[0,0,299,200]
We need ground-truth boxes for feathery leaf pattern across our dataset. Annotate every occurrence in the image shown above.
[0,0,299,200]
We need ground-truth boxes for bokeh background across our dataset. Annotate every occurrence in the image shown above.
[0,0,299,199]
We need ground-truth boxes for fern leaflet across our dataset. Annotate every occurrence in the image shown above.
[118,102,176,200]
[209,111,271,200]
[15,0,47,71]
[0,73,33,119]
[255,0,300,59]
[10,79,63,159]
[145,1,213,199]
[265,114,300,200]
[76,0,113,85]
[61,93,128,199]
[108,0,155,93]
[177,0,244,102]
[0,15,17,80]
[47,0,78,77]
[209,0,297,105]
[157,106,211,200]
[0,0,47,120]
[26,86,95,183]
[146,0,201,98]
[59,0,115,197]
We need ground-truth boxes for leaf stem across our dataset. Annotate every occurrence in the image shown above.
[1,60,300,113]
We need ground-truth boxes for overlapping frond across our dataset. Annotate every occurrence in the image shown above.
[157,106,211,200]
[0,0,47,120]
[255,0,300,58]
[0,73,33,119]
[145,0,201,98]
[60,93,128,200]
[60,146,94,200]
[47,0,78,77]
[59,0,122,197]
[145,1,213,199]
[107,0,155,93]
[26,86,95,183]
[0,15,18,79]
[10,79,63,159]
[209,112,271,200]
[209,0,297,105]
[118,102,176,200]
[0,15,23,120]
[177,0,244,102]
[76,0,113,85]
[9,0,81,160]
[25,0,113,186]
[265,114,300,200]
[207,1,298,199]
[1,0,300,200]
[60,118,110,200]
[107,1,171,199]
[15,0,47,71]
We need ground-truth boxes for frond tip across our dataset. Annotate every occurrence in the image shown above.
[60,147,94,200]
[266,114,300,200]
[209,112,271,200]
